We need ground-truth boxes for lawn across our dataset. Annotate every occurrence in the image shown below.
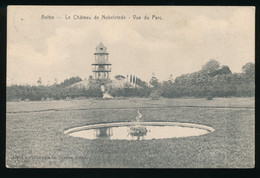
[6,97,255,168]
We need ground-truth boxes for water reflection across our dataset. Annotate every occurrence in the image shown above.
[95,127,113,138]
[128,126,148,140]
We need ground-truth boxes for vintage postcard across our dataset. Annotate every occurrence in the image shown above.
[6,6,255,168]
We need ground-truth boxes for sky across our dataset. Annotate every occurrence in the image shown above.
[7,6,255,85]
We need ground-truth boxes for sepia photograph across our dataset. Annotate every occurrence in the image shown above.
[6,6,255,168]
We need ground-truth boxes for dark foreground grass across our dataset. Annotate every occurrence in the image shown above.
[6,98,254,168]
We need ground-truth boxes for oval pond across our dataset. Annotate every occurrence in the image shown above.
[65,122,214,141]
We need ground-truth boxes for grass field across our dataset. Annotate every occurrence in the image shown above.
[6,97,255,168]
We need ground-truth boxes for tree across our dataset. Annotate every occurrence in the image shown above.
[136,77,148,88]
[161,80,175,98]
[219,66,232,75]
[201,59,220,73]
[37,77,42,85]
[209,65,232,77]
[130,75,132,83]
[242,62,255,77]
[149,73,159,88]
[114,75,125,80]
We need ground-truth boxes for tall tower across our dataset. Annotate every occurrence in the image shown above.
[92,42,112,80]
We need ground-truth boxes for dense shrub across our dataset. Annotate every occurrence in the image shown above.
[149,90,161,100]
[107,85,150,98]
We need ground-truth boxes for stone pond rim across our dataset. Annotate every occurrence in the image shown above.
[64,121,215,135]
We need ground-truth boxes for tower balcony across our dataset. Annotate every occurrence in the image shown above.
[92,64,112,72]
[92,62,111,65]
[92,69,112,72]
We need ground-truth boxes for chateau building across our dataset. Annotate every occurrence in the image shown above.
[92,42,112,80]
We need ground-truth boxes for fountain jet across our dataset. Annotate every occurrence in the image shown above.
[136,110,142,122]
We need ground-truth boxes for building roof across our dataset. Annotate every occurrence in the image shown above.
[94,42,109,54]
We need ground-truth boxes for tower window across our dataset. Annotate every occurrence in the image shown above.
[100,48,103,50]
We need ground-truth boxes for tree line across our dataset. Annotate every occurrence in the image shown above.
[6,77,102,101]
[6,60,255,101]
[166,60,255,98]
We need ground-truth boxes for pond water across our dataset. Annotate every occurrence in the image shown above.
[67,123,213,140]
